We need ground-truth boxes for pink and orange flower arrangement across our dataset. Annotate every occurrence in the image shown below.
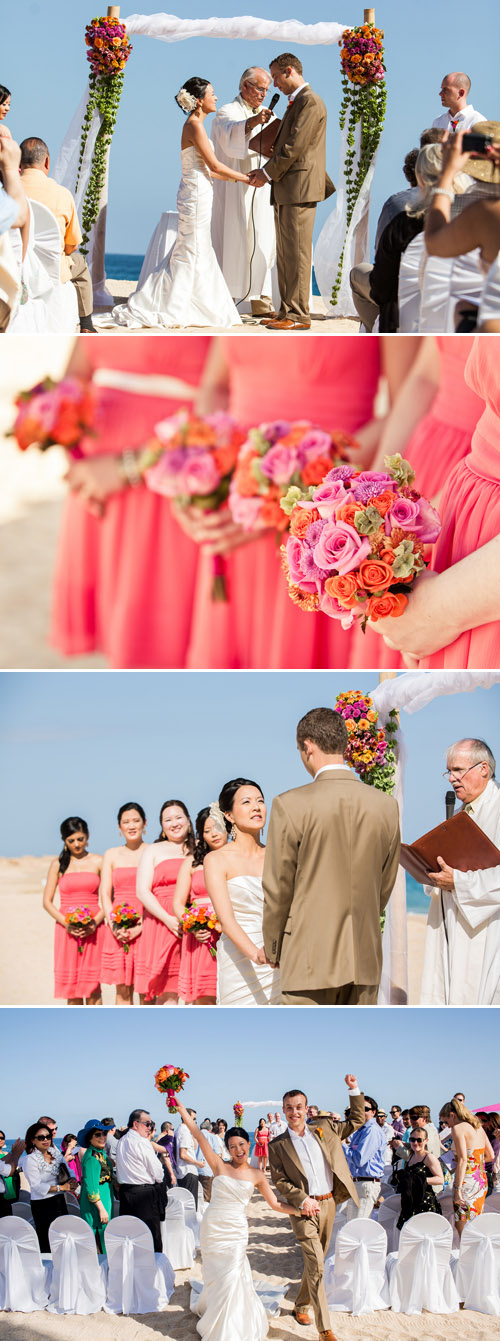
[11,378,97,454]
[233,1102,244,1127]
[154,1065,190,1112]
[228,421,359,535]
[85,16,132,76]
[335,690,398,792]
[280,454,441,631]
[110,903,141,952]
[340,23,386,86]
[65,906,95,954]
[179,904,221,959]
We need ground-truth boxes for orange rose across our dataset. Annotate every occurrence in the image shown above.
[325,573,362,608]
[302,456,335,487]
[290,507,319,538]
[358,559,394,592]
[336,499,362,528]
[366,592,409,621]
[213,444,238,476]
[367,710,378,723]
[260,497,288,530]
[370,489,395,517]
[235,459,259,497]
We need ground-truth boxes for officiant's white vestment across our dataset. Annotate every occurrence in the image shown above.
[211,96,277,309]
[420,778,500,1005]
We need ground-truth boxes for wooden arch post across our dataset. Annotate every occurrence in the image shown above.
[91,4,121,303]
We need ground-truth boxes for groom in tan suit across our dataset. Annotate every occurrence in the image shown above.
[262,707,401,1004]
[269,1077,365,1339]
[248,52,334,329]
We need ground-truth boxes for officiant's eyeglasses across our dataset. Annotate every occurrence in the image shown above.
[442,762,484,780]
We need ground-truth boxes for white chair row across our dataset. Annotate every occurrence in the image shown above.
[324,1209,500,1316]
[0,1213,175,1314]
[8,198,79,333]
[398,233,486,332]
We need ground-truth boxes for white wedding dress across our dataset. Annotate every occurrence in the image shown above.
[217,876,280,1006]
[191,1176,268,1341]
[111,146,242,329]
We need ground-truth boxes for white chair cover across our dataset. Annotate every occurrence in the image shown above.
[0,1217,50,1312]
[162,1198,196,1269]
[47,1214,106,1314]
[325,1218,390,1314]
[29,199,79,333]
[478,255,500,328]
[11,1201,35,1226]
[104,1215,174,1314]
[419,248,483,332]
[453,1214,500,1315]
[138,211,179,289]
[388,1211,459,1314]
[8,204,52,332]
[377,1194,401,1254]
[397,234,424,331]
[168,1185,201,1246]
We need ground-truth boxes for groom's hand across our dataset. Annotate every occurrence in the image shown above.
[301,1196,321,1217]
[345,1074,358,1090]
[248,168,267,188]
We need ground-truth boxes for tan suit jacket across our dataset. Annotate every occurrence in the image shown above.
[262,769,401,992]
[268,1095,366,1211]
[264,85,335,205]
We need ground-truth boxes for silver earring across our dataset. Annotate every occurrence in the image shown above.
[231,823,237,841]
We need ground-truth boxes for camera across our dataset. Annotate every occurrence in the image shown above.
[461,132,494,155]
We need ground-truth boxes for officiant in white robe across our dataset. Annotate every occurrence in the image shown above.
[420,738,500,1006]
[211,67,279,315]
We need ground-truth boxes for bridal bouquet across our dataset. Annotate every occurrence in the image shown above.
[179,904,221,959]
[233,1102,244,1127]
[228,420,359,535]
[110,902,141,952]
[144,410,246,599]
[65,906,95,954]
[280,455,441,631]
[11,378,97,453]
[155,1064,190,1112]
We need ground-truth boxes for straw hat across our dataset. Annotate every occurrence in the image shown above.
[464,121,500,185]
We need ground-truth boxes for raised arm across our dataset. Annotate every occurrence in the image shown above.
[186,120,250,183]
[136,846,181,936]
[204,851,266,964]
[174,1101,225,1177]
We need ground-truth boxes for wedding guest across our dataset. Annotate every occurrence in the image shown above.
[116,1109,168,1251]
[135,800,195,1003]
[0,86,10,122]
[173,804,230,1004]
[0,1136,24,1218]
[254,1118,269,1171]
[269,1112,287,1138]
[157,1121,176,1165]
[439,1098,493,1237]
[396,1131,444,1229]
[60,1134,82,1187]
[483,1113,500,1192]
[19,137,95,332]
[175,1106,204,1208]
[24,1122,71,1250]
[376,1108,396,1150]
[78,1119,115,1251]
[392,1105,441,1159]
[211,66,277,315]
[103,1118,119,1169]
[100,801,147,1004]
[345,1095,386,1220]
[390,1105,405,1137]
[373,149,420,247]
[43,817,104,1005]
[420,738,500,1005]
[424,127,500,278]
[196,1120,221,1202]
[432,72,486,133]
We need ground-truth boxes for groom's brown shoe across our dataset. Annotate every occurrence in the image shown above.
[319,1332,338,1340]
[265,318,311,330]
[292,1310,311,1325]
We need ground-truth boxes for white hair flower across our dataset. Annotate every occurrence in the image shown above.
[176,87,198,114]
[208,801,227,835]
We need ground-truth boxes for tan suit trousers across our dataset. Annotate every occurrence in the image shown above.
[292,1198,336,1331]
[68,250,93,318]
[274,201,316,323]
[281,984,379,1006]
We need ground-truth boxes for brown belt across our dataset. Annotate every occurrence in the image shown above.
[315,1192,334,1202]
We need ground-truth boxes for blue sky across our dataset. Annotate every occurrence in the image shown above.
[1,1006,495,1136]
[0,671,498,856]
[4,0,496,253]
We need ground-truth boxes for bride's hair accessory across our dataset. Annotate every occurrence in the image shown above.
[208,801,227,835]
[175,87,198,114]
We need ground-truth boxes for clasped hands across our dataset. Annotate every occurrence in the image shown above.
[247,168,268,188]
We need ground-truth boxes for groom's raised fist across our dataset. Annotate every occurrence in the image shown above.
[344,1074,358,1090]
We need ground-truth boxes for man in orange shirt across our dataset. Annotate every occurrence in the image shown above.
[20,137,95,331]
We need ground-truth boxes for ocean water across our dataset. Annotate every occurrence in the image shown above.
[105,253,321,293]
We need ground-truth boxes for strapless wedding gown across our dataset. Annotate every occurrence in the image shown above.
[191,1176,268,1341]
[217,876,280,1006]
[111,146,241,329]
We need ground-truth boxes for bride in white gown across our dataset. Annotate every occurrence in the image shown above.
[204,780,280,1006]
[175,1101,297,1341]
[111,77,251,330]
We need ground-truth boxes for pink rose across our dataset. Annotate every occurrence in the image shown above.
[296,430,333,464]
[286,534,318,591]
[313,520,371,574]
[183,451,221,496]
[144,449,185,497]
[260,444,299,484]
[411,496,441,544]
[386,496,420,532]
[320,591,356,627]
[312,479,349,519]
[229,492,262,529]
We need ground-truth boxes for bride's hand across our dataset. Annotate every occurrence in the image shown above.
[252,946,267,965]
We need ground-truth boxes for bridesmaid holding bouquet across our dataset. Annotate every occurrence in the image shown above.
[43,817,104,1004]
[100,801,147,1005]
[135,800,195,1004]
[173,804,230,1005]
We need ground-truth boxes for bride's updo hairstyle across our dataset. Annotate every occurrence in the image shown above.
[155,798,195,853]
[175,77,211,114]
[225,1125,250,1148]
[219,778,263,814]
[58,817,89,876]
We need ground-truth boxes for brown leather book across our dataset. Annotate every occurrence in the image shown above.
[400,810,500,885]
[248,118,281,157]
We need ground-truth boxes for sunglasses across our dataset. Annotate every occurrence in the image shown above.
[35,1134,51,1141]
[410,1138,424,1144]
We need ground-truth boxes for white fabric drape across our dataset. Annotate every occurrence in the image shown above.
[378,726,408,1006]
[53,90,112,303]
[315,119,378,317]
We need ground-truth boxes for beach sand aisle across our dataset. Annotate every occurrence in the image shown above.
[0,1193,497,1340]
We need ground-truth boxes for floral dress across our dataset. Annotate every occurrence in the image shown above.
[454,1147,488,1224]
[80,1146,115,1252]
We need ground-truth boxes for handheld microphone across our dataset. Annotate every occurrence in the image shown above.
[268,92,280,112]
[445,790,456,821]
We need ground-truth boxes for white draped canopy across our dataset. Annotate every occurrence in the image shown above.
[54,11,371,313]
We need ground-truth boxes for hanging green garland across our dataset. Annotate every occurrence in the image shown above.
[75,16,132,254]
[331,22,387,307]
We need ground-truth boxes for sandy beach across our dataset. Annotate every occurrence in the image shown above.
[0,1191,496,1341]
[98,281,359,335]
[0,856,426,1006]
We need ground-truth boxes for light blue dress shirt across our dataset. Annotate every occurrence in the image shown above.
[346,1119,387,1179]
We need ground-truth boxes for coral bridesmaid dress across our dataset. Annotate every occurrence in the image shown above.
[353,334,485,670]
[178,867,219,1003]
[187,337,381,668]
[134,857,184,999]
[54,872,103,1000]
[421,337,500,669]
[51,337,211,668]
[100,867,143,989]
